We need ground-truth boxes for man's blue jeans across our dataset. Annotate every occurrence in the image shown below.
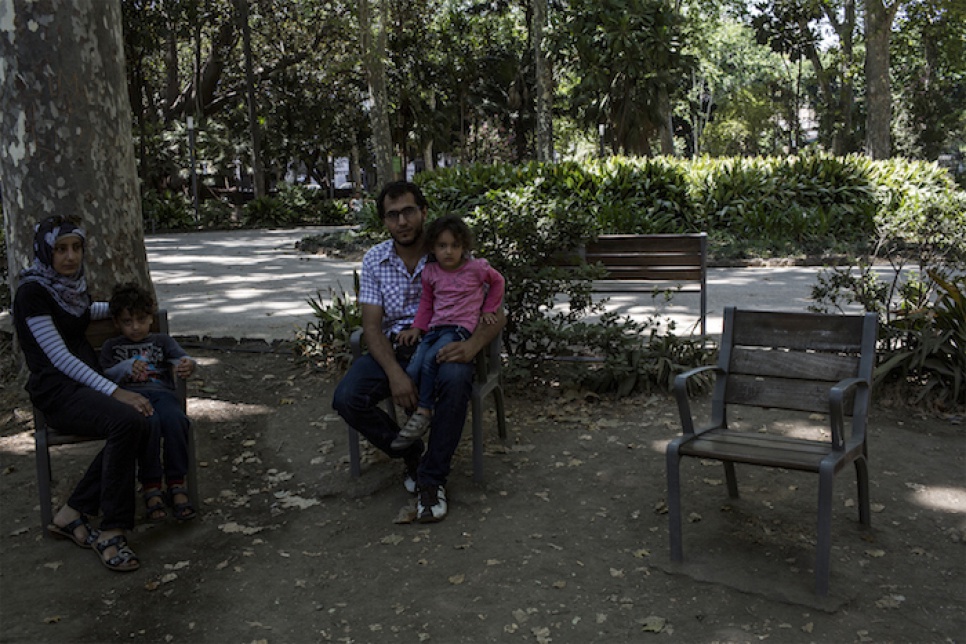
[333,350,474,488]
[406,325,471,412]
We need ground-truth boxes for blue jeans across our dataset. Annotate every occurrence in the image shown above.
[135,389,190,486]
[332,350,474,488]
[406,326,471,412]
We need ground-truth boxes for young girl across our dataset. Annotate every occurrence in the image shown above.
[391,215,505,450]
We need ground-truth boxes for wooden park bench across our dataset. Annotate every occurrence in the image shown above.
[556,233,708,335]
[33,310,199,533]
[665,306,877,595]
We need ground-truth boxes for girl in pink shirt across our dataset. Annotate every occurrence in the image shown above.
[391,216,505,449]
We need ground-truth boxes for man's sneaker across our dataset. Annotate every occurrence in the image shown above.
[416,485,447,523]
[391,412,431,450]
[403,472,417,495]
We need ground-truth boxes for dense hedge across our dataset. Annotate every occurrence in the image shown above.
[418,153,965,258]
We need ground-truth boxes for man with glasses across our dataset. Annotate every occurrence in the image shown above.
[332,180,506,523]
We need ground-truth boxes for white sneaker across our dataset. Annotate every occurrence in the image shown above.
[417,485,447,523]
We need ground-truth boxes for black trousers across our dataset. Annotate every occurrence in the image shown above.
[42,387,149,531]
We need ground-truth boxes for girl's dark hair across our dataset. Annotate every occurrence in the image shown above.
[109,282,156,318]
[424,215,474,256]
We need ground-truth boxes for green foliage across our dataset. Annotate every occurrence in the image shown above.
[294,272,362,370]
[142,189,194,231]
[240,188,349,229]
[812,258,966,412]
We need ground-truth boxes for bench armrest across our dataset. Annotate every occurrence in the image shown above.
[829,376,869,450]
[673,365,723,435]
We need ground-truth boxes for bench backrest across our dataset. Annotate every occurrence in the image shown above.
[584,233,707,285]
[716,307,877,415]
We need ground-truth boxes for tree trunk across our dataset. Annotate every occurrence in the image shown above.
[532,0,553,162]
[237,0,266,197]
[0,0,152,302]
[864,0,898,159]
[358,0,394,188]
[658,85,675,155]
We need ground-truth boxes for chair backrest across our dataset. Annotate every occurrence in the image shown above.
[716,307,877,415]
[84,310,167,350]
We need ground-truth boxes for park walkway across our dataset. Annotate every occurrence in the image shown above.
[146,227,866,341]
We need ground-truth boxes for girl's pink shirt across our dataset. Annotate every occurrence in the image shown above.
[413,258,505,333]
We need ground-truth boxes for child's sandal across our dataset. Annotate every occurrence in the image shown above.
[167,485,197,521]
[94,535,140,572]
[143,488,168,522]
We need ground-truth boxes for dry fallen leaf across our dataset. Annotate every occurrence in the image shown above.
[875,594,905,609]
[865,549,886,558]
[380,534,404,546]
[43,616,62,624]
[448,574,465,585]
[641,616,666,633]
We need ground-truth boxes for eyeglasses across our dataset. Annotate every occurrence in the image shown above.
[383,205,422,222]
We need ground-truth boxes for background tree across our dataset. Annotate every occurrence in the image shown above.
[554,0,692,156]
[1,0,152,299]
[359,0,395,185]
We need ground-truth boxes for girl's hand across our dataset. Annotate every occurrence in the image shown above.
[396,328,421,346]
[175,357,196,379]
[480,312,498,325]
[112,388,153,416]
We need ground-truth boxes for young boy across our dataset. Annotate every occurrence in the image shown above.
[100,283,198,522]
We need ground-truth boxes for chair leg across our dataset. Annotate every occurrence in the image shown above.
[815,465,835,596]
[186,423,201,510]
[471,394,484,483]
[724,461,739,498]
[666,444,685,562]
[855,456,871,526]
[347,426,362,478]
[493,385,507,441]
[35,427,54,535]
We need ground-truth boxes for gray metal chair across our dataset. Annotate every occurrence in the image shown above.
[666,306,877,595]
[34,309,199,532]
[346,329,507,483]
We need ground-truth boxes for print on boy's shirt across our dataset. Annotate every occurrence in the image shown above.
[107,341,168,384]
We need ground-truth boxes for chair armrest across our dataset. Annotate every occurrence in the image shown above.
[350,328,364,360]
[673,365,722,435]
[829,376,868,450]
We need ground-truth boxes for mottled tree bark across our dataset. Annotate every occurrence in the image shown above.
[359,0,394,187]
[532,0,553,163]
[864,0,899,160]
[0,0,151,301]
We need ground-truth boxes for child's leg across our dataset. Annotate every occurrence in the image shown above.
[418,327,469,411]
[143,390,190,483]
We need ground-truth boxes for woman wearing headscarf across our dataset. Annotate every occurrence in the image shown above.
[14,216,151,572]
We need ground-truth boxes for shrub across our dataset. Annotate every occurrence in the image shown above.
[294,273,361,370]
[142,189,194,231]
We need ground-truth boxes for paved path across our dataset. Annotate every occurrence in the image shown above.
[147,228,869,341]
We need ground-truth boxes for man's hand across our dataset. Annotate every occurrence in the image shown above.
[435,339,479,364]
[388,370,419,411]
[480,312,498,325]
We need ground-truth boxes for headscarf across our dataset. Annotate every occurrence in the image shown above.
[18,216,91,316]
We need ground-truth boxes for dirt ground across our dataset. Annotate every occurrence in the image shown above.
[0,340,963,644]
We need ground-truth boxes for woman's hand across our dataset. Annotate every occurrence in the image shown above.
[112,388,153,416]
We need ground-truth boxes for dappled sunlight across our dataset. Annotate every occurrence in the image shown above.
[908,485,966,515]
[187,398,273,421]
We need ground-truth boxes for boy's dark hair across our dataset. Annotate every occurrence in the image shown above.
[376,181,428,218]
[109,282,156,318]
[424,215,474,256]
